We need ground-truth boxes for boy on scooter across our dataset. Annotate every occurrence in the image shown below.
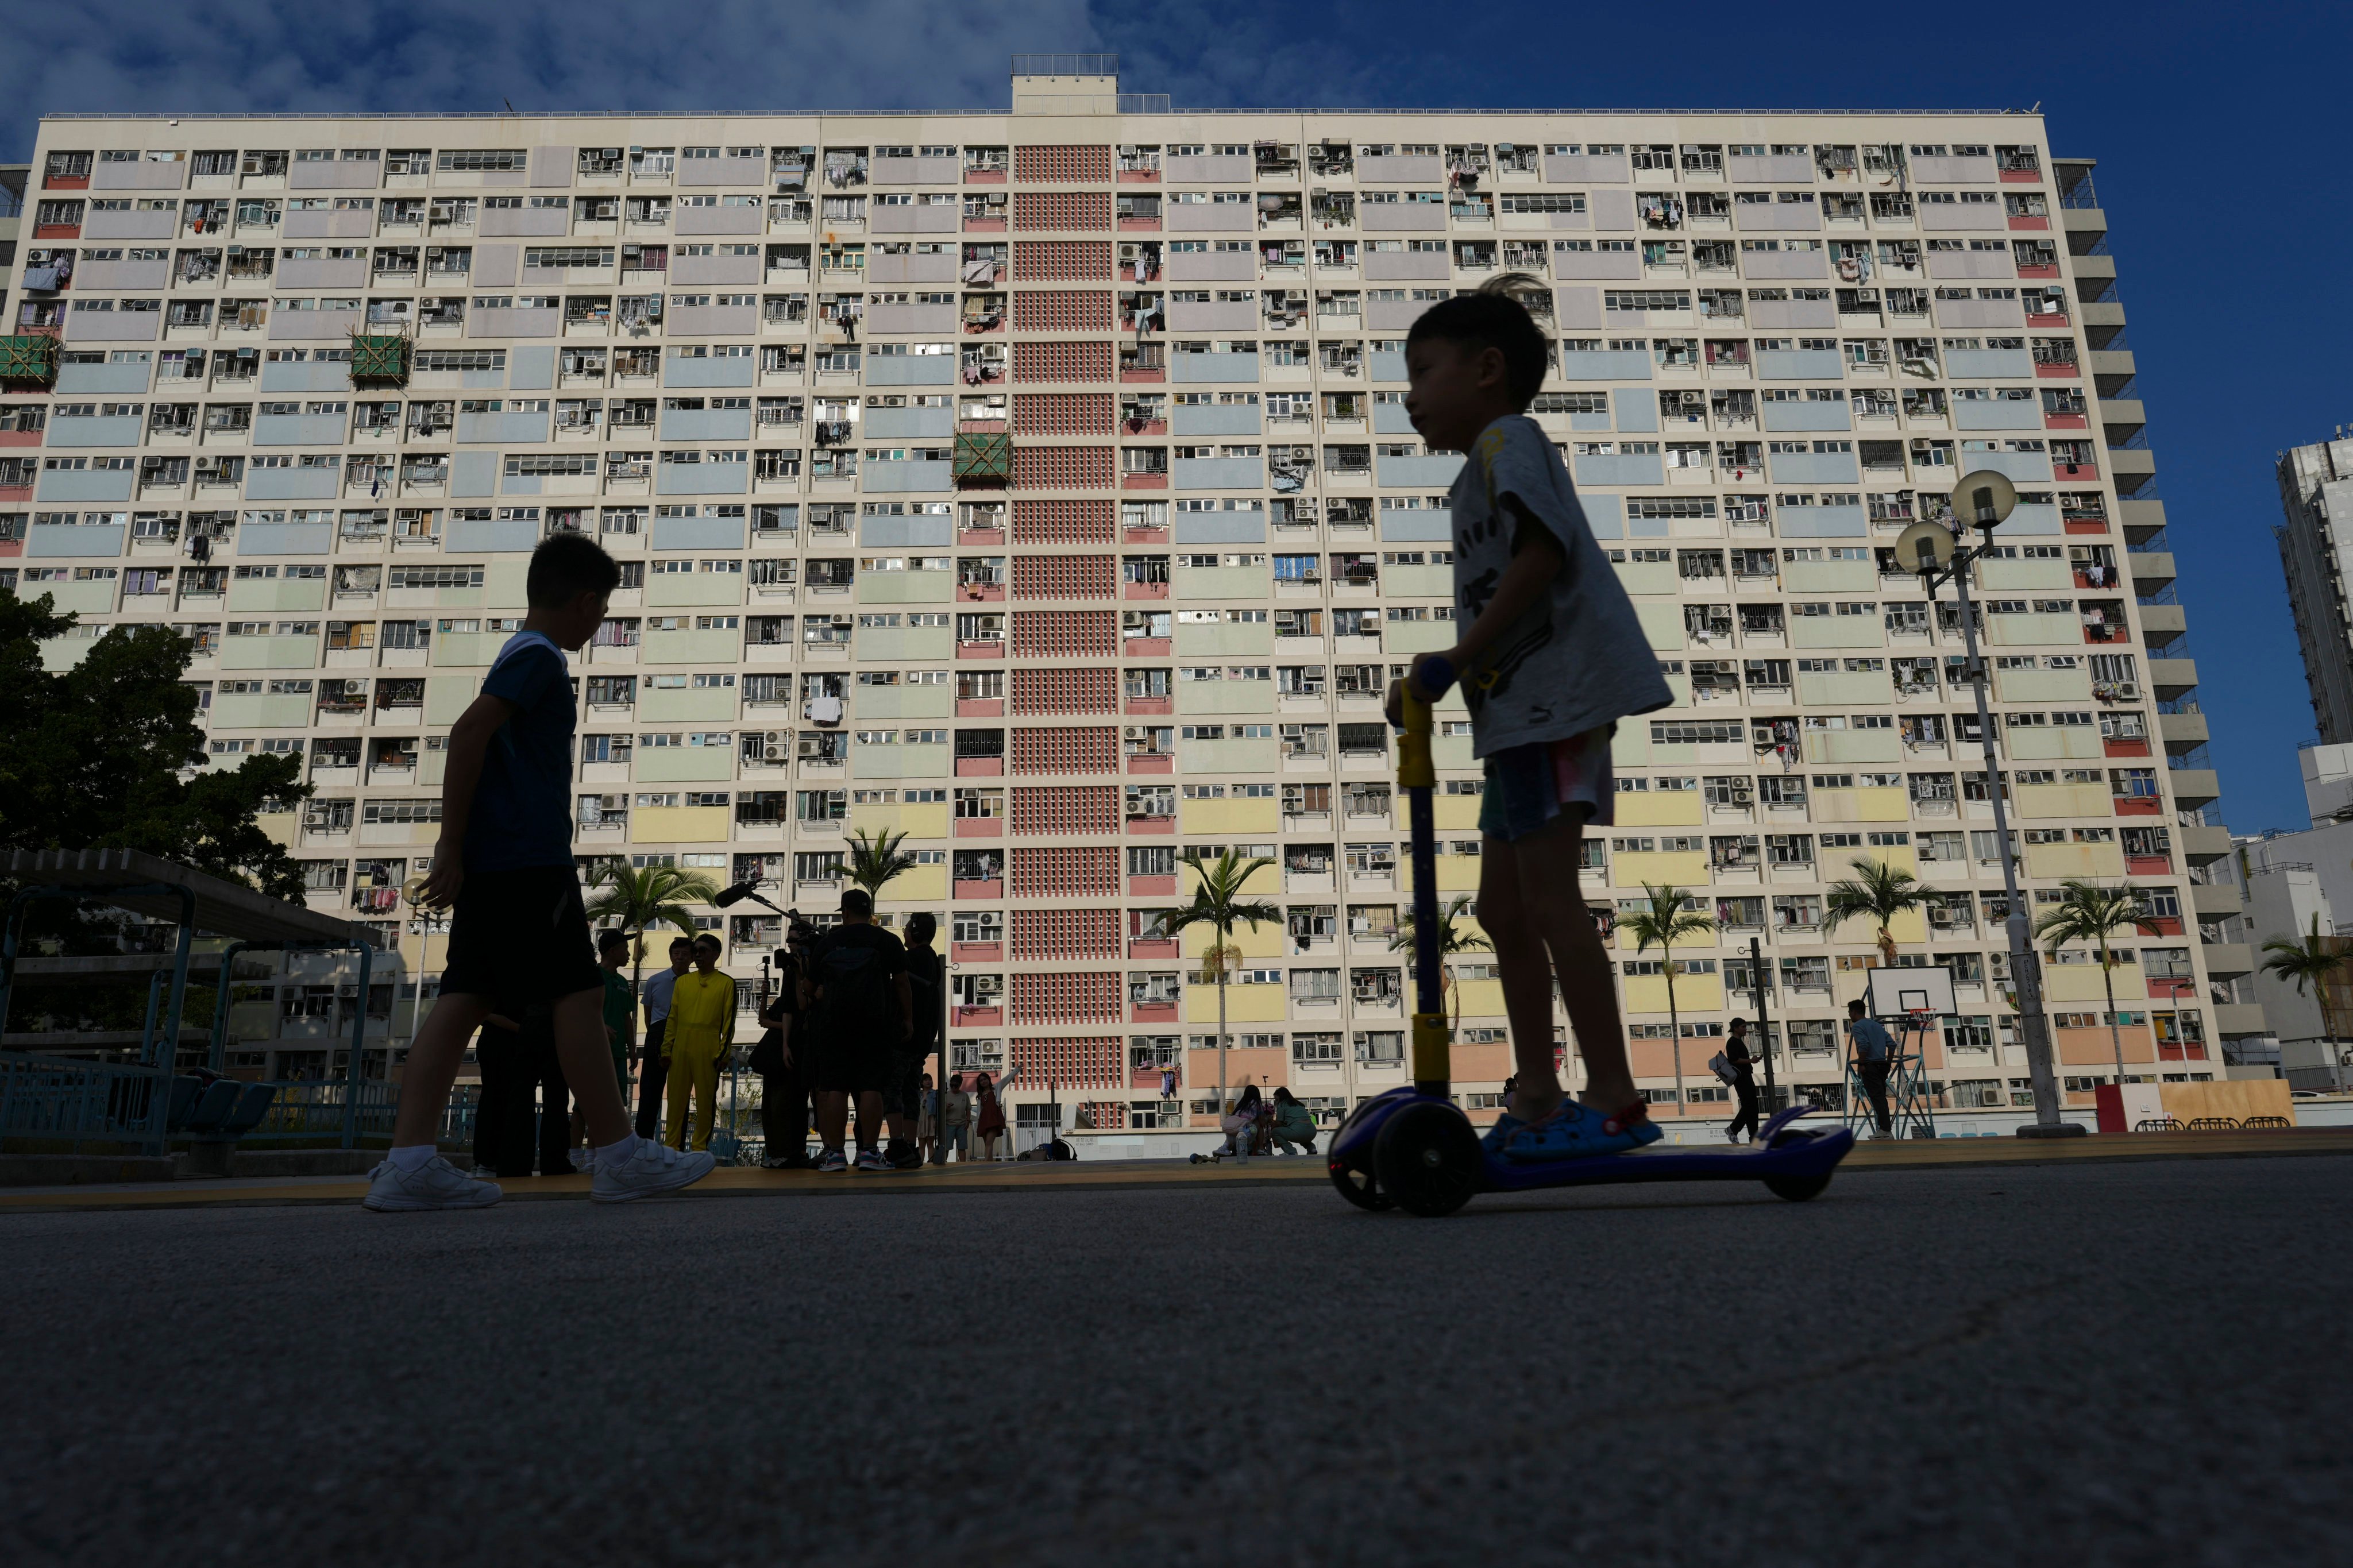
[1389,277,1674,1160]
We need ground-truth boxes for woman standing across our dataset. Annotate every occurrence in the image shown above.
[973,1069,1008,1161]
[915,1072,939,1165]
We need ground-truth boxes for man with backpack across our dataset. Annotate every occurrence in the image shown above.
[801,889,914,1172]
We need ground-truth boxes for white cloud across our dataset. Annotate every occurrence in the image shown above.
[3,0,1104,151]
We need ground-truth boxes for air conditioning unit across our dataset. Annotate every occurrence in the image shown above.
[2113,682,2139,699]
[762,729,790,762]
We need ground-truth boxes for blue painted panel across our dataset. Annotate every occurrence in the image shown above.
[446,516,542,552]
[236,521,334,555]
[1756,350,1843,380]
[1611,388,1658,432]
[865,407,954,439]
[1777,505,1868,538]
[859,513,953,547]
[1571,453,1664,486]
[865,355,956,387]
[1558,350,1651,381]
[650,513,747,551]
[26,523,129,557]
[1767,451,1860,484]
[1376,454,1467,488]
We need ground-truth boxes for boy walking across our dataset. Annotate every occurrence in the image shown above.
[664,933,736,1152]
[364,535,715,1208]
[1392,277,1674,1161]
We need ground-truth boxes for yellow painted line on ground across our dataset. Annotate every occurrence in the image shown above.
[2,1130,2348,1215]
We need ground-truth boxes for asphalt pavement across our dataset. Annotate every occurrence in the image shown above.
[2,1153,2347,1567]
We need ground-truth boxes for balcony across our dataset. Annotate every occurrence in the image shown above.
[2169,769,2221,810]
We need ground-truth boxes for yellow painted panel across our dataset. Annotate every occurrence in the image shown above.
[2024,841,2126,879]
[2044,960,2142,1004]
[635,746,735,783]
[2015,782,2112,818]
[851,801,949,840]
[1181,858,1280,897]
[258,810,297,849]
[1409,856,1483,894]
[1185,984,1287,1024]
[1180,795,1280,835]
[1622,973,1725,1014]
[1182,921,1284,960]
[1433,793,1483,831]
[1610,850,1708,888]
[1634,601,1685,651]
[2008,727,2105,762]
[1853,786,1908,822]
[631,806,731,842]
[878,863,947,902]
[1615,791,1703,828]
[1453,978,1506,1017]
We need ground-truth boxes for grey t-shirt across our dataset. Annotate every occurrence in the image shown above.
[1448,414,1672,758]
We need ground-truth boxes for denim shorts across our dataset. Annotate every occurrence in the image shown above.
[1478,727,1615,843]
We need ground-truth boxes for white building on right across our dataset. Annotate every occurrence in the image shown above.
[2235,742,2353,1088]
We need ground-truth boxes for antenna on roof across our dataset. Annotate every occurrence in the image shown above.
[503,97,518,115]
[2030,100,2041,112]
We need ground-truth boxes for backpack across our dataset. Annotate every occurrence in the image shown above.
[814,938,898,1043]
[1708,1051,1735,1085]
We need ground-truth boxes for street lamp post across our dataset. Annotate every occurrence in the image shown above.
[1899,472,2085,1138]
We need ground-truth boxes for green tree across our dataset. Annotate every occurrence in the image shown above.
[1154,848,1279,1115]
[1824,855,1928,967]
[583,860,723,999]
[2035,879,2166,1084]
[845,826,920,900]
[0,592,308,898]
[1390,892,1493,1036]
[1619,882,1716,1111]
[2261,911,2351,1072]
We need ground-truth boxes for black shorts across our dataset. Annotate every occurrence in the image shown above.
[439,865,603,1014]
[803,1019,890,1096]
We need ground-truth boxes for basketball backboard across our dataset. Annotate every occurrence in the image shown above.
[1865,965,1957,1019]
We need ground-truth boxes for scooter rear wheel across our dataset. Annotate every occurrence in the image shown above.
[1764,1127,1830,1202]
[1373,1100,1483,1218]
[1327,1155,1393,1211]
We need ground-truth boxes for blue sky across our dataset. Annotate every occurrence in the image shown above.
[10,1,2348,829]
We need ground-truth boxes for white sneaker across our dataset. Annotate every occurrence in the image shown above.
[364,1155,503,1211]
[592,1137,716,1203]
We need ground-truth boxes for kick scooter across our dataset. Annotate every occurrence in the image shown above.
[1326,661,1855,1217]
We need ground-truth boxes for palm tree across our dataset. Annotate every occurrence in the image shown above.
[845,826,920,901]
[1390,892,1493,1036]
[583,860,724,1000]
[1618,882,1716,1114]
[2034,879,2166,1084]
[1824,855,1928,967]
[1154,848,1279,1115]
[2261,912,2351,1080]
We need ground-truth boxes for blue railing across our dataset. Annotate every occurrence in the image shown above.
[240,1077,399,1145]
[0,1053,169,1154]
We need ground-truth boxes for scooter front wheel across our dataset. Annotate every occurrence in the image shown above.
[1327,1154,1393,1211]
[1374,1100,1482,1217]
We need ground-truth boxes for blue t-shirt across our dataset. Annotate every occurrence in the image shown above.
[464,630,575,872]
[1847,1017,1895,1063]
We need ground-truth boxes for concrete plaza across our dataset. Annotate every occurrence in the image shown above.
[2,1144,2347,1566]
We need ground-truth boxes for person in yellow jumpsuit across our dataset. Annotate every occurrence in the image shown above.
[663,933,736,1152]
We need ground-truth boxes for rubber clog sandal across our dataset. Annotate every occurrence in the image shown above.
[1499,1099,1662,1163]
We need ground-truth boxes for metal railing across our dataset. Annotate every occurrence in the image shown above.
[240,1077,399,1146]
[0,1053,167,1154]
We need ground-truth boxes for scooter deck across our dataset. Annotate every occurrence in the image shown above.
[1332,1090,1853,1196]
